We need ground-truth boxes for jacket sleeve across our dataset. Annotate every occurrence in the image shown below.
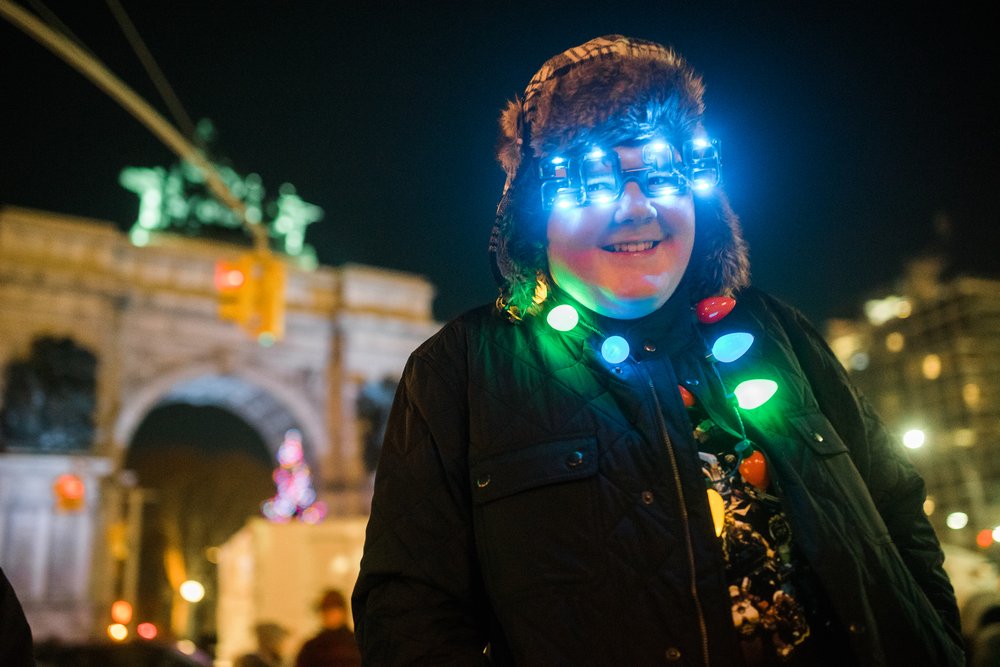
[765,293,964,650]
[352,329,491,666]
[0,567,34,667]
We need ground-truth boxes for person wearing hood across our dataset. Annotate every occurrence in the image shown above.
[352,35,963,666]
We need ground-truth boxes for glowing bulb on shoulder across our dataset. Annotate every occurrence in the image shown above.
[546,304,579,332]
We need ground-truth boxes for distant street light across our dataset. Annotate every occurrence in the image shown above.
[137,622,158,640]
[179,579,205,603]
[902,429,926,450]
[177,639,197,655]
[107,623,128,641]
[110,600,133,625]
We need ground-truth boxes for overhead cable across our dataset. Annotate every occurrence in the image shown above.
[104,0,195,139]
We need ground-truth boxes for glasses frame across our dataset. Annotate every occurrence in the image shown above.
[539,138,721,210]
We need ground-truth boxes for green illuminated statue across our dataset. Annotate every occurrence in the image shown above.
[119,119,320,266]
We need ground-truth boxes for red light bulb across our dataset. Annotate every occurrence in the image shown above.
[738,450,770,491]
[678,385,697,408]
[696,296,736,324]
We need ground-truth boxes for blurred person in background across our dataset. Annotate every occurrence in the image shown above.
[234,621,289,667]
[295,589,360,667]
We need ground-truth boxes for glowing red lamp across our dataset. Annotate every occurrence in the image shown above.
[53,474,85,511]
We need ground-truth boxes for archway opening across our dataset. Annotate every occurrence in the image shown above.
[125,402,274,651]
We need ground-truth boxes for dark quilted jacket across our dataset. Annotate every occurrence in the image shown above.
[353,286,964,667]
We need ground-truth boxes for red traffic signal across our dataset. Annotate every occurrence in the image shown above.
[215,256,257,326]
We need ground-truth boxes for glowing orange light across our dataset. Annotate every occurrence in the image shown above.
[53,474,85,511]
[110,600,132,624]
[107,623,128,641]
[137,622,158,640]
[55,474,85,499]
[706,488,725,537]
[977,528,994,549]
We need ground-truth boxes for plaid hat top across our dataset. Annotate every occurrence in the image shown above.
[496,35,705,193]
[521,35,684,130]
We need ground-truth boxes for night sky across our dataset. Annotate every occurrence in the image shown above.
[2,2,997,326]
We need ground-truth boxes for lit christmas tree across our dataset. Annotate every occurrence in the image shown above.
[261,429,326,524]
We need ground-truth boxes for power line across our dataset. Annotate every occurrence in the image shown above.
[0,0,269,252]
[24,0,92,57]
[104,0,195,139]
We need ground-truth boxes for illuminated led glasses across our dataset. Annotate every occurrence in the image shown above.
[539,138,721,210]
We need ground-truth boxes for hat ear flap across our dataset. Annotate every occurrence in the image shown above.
[497,97,525,183]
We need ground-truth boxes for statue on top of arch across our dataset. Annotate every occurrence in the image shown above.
[119,119,322,268]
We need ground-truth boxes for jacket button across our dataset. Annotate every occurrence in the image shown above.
[643,340,657,352]
[665,647,682,661]
[476,475,491,488]
[641,491,654,505]
[813,432,825,442]
[566,451,584,467]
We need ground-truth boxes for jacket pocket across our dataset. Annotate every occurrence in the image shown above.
[789,411,891,544]
[470,437,602,599]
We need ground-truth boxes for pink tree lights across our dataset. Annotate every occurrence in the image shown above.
[260,429,327,524]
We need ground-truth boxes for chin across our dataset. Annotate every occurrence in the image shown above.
[594,294,669,320]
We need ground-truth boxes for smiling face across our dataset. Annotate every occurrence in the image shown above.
[545,144,696,319]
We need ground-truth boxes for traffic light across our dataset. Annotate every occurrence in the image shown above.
[215,253,286,344]
[215,255,257,326]
[256,255,286,344]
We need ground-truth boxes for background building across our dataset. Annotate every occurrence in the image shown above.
[826,255,1000,558]
[0,205,440,648]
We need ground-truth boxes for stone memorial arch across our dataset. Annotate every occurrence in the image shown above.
[0,206,440,642]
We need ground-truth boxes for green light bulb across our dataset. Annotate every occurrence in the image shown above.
[546,304,579,332]
[734,379,778,410]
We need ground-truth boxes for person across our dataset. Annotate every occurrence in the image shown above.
[352,34,965,666]
[294,589,360,667]
[234,622,289,667]
[0,567,34,666]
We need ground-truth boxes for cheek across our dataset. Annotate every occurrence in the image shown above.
[654,198,696,233]
[546,212,601,264]
[546,208,597,245]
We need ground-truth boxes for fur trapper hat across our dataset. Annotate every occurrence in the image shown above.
[490,35,750,320]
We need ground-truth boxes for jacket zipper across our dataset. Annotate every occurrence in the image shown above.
[643,368,710,667]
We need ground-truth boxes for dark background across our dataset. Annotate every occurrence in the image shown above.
[2,2,998,325]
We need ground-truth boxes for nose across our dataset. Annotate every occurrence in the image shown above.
[613,180,656,226]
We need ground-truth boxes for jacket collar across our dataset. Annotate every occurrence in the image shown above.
[542,279,703,361]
